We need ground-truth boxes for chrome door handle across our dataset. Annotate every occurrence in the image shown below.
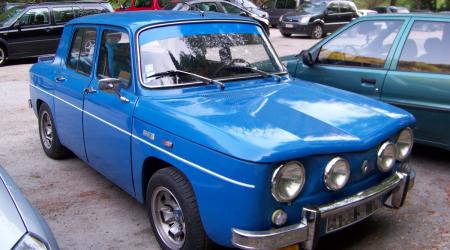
[84,87,97,94]
[55,77,66,82]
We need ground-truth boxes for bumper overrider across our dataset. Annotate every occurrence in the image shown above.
[232,169,416,250]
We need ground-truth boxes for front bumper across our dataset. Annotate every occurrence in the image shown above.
[279,22,314,35]
[232,169,415,250]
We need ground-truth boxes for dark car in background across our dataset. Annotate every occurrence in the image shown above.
[167,0,270,34]
[372,6,409,13]
[279,0,358,38]
[0,0,113,66]
[261,0,300,27]
[226,0,269,18]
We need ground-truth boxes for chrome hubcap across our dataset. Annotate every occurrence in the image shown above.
[314,26,322,38]
[151,187,185,249]
[40,111,53,149]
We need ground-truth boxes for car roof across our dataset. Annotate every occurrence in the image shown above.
[68,10,255,32]
[359,13,450,19]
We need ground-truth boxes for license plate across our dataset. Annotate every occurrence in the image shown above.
[285,23,294,28]
[326,197,382,233]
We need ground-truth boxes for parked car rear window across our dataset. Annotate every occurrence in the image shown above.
[67,28,97,75]
[53,7,75,24]
[18,7,49,26]
[318,20,404,68]
[397,21,450,74]
[97,30,131,87]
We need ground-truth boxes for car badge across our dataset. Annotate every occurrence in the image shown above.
[143,130,155,141]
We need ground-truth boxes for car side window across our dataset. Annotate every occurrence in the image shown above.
[340,2,354,13]
[79,6,107,16]
[193,3,221,12]
[53,7,75,24]
[18,8,49,26]
[327,2,339,13]
[318,20,404,68]
[135,0,153,7]
[67,28,97,75]
[222,3,241,14]
[97,29,131,87]
[275,0,286,9]
[285,0,296,9]
[397,21,450,74]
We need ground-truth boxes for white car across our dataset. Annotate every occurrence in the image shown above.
[358,9,378,16]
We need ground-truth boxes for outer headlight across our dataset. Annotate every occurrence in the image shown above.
[299,16,310,24]
[395,128,413,161]
[271,161,306,202]
[377,141,396,172]
[14,234,48,250]
[324,157,350,191]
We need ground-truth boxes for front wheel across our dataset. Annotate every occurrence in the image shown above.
[310,24,324,39]
[281,32,292,37]
[147,167,212,250]
[0,46,6,66]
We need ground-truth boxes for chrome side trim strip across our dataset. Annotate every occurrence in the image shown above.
[30,84,255,189]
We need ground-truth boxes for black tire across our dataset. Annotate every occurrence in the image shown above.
[310,24,323,39]
[0,45,6,67]
[271,23,277,28]
[147,167,212,250]
[38,103,70,159]
[281,32,292,37]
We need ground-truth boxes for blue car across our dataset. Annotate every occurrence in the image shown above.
[0,165,59,250]
[29,11,416,250]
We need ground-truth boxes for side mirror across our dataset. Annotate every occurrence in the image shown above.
[240,11,248,16]
[298,50,317,67]
[13,21,21,30]
[99,78,120,92]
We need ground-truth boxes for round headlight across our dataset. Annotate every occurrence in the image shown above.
[324,157,350,191]
[271,161,306,202]
[396,128,413,161]
[377,141,396,172]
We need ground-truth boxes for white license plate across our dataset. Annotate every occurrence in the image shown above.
[326,197,382,233]
[285,23,294,28]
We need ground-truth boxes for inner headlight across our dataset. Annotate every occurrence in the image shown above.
[271,161,306,202]
[395,128,413,161]
[324,157,350,191]
[377,141,396,172]
[299,16,310,24]
[14,234,48,250]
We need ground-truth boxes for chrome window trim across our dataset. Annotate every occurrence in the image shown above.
[135,19,287,89]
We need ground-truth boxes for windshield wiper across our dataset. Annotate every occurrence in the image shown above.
[146,69,225,90]
[226,65,282,82]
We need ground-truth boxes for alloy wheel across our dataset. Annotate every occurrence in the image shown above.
[40,111,53,149]
[0,47,5,65]
[313,25,323,39]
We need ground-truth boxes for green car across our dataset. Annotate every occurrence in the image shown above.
[286,14,450,150]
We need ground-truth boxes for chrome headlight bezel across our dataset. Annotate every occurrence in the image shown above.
[377,141,397,172]
[13,233,48,250]
[395,127,414,161]
[323,157,351,191]
[271,161,306,203]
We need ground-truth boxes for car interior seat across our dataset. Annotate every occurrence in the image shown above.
[34,14,45,25]
[420,37,443,64]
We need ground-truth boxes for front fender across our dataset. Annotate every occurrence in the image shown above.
[131,118,273,246]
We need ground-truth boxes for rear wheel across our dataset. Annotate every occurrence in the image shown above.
[147,167,212,250]
[0,46,6,66]
[310,24,323,39]
[38,103,70,159]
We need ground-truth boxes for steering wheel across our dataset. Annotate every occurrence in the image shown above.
[212,58,252,77]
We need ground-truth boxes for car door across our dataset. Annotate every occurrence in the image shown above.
[293,18,408,99]
[268,0,296,27]
[83,27,136,195]
[323,1,341,32]
[54,26,98,161]
[382,18,450,149]
[7,7,56,57]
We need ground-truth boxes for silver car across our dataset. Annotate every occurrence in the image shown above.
[0,165,58,250]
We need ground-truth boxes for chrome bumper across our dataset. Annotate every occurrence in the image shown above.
[232,170,415,250]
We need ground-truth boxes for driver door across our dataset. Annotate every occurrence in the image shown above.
[293,18,409,99]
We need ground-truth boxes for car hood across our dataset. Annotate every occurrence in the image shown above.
[136,78,415,163]
[0,177,26,249]
[283,10,316,19]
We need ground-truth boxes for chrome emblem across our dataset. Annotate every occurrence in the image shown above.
[143,130,155,140]
[361,160,369,175]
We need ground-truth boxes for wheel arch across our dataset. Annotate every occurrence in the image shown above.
[141,156,171,204]
[0,38,7,56]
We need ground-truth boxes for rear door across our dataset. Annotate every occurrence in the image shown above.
[294,18,408,99]
[323,1,340,32]
[382,18,450,148]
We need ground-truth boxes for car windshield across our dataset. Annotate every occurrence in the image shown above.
[139,22,283,88]
[0,6,24,26]
[298,2,327,13]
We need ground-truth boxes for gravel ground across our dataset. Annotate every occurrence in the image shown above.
[0,29,448,250]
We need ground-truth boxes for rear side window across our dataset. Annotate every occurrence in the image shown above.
[285,0,296,9]
[275,0,286,9]
[222,3,241,14]
[79,6,107,16]
[398,21,450,74]
[97,29,131,87]
[18,8,49,26]
[67,28,97,75]
[135,0,153,8]
[340,2,356,13]
[318,20,404,68]
[53,7,75,24]
[327,2,339,13]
